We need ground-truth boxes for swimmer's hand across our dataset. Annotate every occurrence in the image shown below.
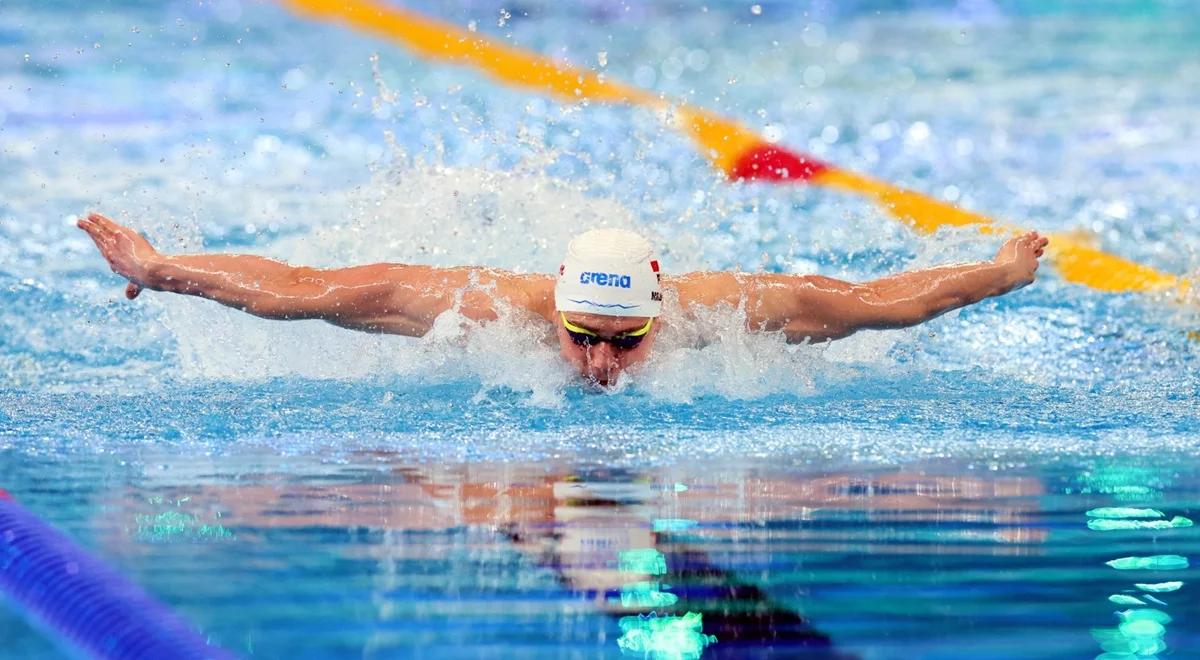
[993,231,1048,292]
[77,212,160,300]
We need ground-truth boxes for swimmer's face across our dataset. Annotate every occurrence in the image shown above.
[556,311,659,387]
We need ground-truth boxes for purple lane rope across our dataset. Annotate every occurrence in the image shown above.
[0,489,232,659]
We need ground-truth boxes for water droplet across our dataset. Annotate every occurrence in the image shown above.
[597,51,607,67]
[634,65,657,88]
[906,121,931,142]
[802,23,827,48]
[750,4,762,15]
[802,65,825,87]
[835,42,860,65]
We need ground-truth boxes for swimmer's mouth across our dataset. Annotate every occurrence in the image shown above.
[583,374,615,389]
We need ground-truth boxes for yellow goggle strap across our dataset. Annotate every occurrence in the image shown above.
[560,313,653,338]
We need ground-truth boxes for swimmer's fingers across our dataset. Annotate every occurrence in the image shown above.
[76,212,158,295]
[77,214,117,256]
[76,214,102,239]
[81,212,160,257]
[81,213,124,245]
[1030,233,1048,258]
[92,213,130,240]
[1016,231,1048,255]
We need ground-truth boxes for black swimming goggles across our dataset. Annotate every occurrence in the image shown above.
[561,313,654,350]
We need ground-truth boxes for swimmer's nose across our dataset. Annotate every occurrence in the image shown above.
[584,343,620,380]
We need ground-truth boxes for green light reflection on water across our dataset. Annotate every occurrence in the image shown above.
[620,581,680,608]
[1084,464,1185,659]
[614,547,715,658]
[1134,581,1183,593]
[1085,507,1164,519]
[1105,555,1189,571]
[1076,466,1167,502]
[619,548,668,575]
[135,497,234,543]
[617,612,717,660]
[1118,609,1173,626]
[652,518,698,533]
[1089,516,1193,531]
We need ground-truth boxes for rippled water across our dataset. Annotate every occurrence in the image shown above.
[3,449,1199,658]
[3,0,1200,658]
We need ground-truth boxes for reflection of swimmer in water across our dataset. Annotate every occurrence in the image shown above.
[79,213,1047,386]
[97,460,1043,657]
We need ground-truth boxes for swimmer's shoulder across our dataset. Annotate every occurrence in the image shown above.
[410,267,555,322]
[664,271,745,309]
[506,272,555,321]
[666,271,822,315]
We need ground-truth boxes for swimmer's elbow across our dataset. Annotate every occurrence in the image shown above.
[240,268,332,320]
[239,297,313,321]
[852,288,934,330]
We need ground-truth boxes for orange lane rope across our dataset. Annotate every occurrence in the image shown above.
[280,0,1190,297]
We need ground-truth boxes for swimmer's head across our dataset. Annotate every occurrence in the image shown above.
[554,228,662,386]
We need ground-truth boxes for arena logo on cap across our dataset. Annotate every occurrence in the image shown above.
[579,272,632,288]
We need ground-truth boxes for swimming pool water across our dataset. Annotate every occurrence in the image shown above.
[3,1,1200,657]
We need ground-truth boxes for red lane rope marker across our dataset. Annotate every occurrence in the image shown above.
[279,0,1191,298]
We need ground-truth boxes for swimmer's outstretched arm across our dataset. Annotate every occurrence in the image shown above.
[777,231,1047,341]
[677,231,1048,342]
[76,213,552,336]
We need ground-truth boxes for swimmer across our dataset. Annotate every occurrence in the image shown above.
[77,213,1047,386]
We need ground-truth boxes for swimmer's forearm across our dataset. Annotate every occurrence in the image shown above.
[146,254,316,317]
[77,213,432,330]
[143,254,472,335]
[862,261,1014,327]
[144,253,381,322]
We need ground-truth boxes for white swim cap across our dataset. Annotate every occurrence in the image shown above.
[555,228,662,318]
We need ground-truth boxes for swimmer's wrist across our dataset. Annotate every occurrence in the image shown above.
[141,256,172,291]
[990,260,1022,293]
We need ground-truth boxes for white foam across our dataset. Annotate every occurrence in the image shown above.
[147,159,903,404]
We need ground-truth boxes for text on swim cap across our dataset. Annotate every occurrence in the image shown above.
[579,272,632,288]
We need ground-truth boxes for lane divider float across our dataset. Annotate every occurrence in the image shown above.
[279,0,1192,298]
[0,492,232,659]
